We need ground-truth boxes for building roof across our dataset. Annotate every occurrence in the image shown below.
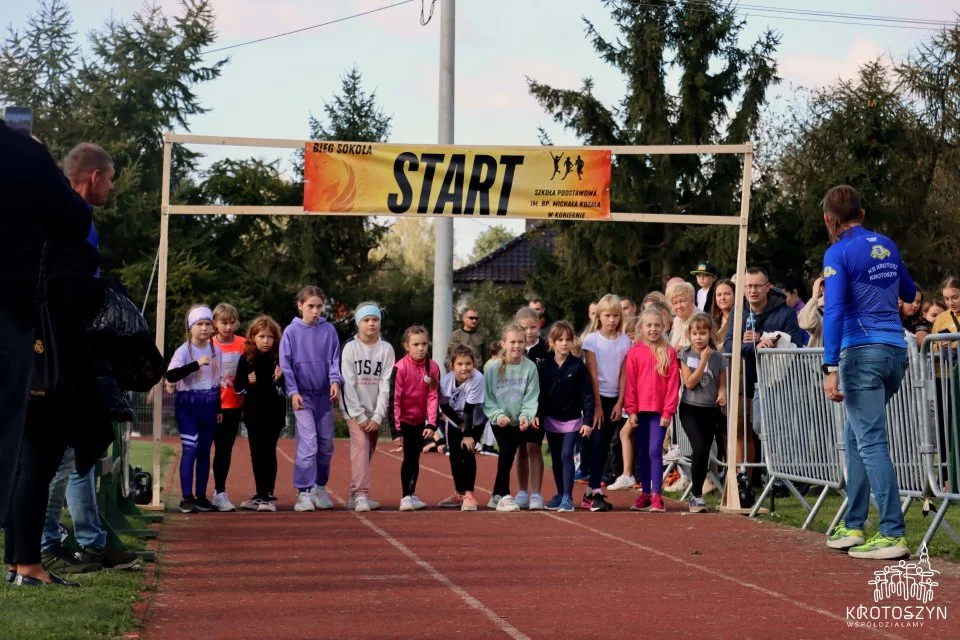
[453,228,555,286]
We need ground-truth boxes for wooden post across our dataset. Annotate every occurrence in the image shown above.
[146,133,173,510]
[720,142,753,513]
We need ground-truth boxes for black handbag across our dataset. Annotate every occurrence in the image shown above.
[30,244,60,398]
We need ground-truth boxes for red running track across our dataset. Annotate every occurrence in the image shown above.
[143,438,960,640]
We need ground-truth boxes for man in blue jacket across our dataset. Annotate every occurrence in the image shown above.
[820,185,913,560]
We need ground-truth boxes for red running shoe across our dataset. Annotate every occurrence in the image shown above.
[650,493,666,512]
[630,492,652,511]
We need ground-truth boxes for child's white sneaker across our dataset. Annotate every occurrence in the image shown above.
[399,496,415,512]
[312,486,334,510]
[213,492,236,512]
[607,474,637,491]
[496,495,520,512]
[294,491,315,512]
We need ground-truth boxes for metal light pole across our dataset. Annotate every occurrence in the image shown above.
[432,0,455,369]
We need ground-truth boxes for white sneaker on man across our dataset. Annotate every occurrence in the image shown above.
[399,496,415,512]
[607,474,637,491]
[354,496,371,512]
[312,486,334,510]
[294,491,315,512]
[410,495,428,510]
[496,495,520,512]
[515,490,530,509]
[213,492,236,512]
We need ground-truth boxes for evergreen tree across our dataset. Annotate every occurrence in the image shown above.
[527,0,779,316]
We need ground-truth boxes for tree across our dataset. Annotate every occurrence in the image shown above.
[284,67,390,306]
[1,0,227,352]
[468,225,517,263]
[764,23,960,290]
[526,0,779,317]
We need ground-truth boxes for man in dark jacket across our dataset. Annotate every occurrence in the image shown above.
[0,122,92,522]
[724,266,805,436]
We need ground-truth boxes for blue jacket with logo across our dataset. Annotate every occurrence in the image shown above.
[822,226,915,365]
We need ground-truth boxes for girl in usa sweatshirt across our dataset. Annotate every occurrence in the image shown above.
[339,302,395,513]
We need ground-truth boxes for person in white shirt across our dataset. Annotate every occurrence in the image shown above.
[340,302,395,513]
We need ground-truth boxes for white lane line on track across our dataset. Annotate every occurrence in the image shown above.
[276,446,532,640]
[373,448,904,640]
[375,448,495,495]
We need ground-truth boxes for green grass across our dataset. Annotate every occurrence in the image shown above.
[0,440,175,640]
[676,484,960,563]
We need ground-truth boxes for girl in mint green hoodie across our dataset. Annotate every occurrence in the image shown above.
[483,323,539,511]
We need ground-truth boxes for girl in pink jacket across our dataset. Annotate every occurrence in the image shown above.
[389,326,441,512]
[624,308,680,513]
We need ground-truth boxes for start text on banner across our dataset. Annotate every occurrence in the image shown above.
[303,142,611,220]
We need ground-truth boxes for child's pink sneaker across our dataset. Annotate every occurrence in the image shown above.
[460,494,478,511]
[630,492,652,511]
[650,493,666,512]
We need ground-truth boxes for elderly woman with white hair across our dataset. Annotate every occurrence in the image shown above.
[666,281,697,349]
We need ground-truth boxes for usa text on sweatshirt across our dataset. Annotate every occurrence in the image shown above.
[340,336,395,425]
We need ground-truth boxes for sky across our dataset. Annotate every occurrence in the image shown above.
[5,0,958,261]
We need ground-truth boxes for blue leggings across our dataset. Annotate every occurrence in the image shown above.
[633,412,666,494]
[176,391,218,499]
[546,430,578,498]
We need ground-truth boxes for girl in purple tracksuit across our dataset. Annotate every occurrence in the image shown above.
[280,287,343,513]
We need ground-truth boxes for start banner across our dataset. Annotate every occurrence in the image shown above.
[303,142,611,220]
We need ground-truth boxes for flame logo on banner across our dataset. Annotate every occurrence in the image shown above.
[307,155,357,212]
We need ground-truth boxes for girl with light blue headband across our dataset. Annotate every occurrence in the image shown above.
[165,304,224,513]
[339,301,396,512]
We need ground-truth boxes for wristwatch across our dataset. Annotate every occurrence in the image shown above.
[821,364,839,375]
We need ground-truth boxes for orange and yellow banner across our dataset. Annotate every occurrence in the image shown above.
[303,142,611,220]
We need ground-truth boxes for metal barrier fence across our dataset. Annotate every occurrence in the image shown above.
[753,348,845,528]
[754,341,959,547]
[920,333,960,546]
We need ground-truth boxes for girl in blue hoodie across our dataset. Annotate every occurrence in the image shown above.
[280,287,343,513]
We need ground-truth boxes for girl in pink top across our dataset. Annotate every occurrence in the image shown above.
[390,325,440,512]
[624,308,680,513]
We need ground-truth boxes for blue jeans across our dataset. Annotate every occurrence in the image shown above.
[41,447,108,552]
[840,344,908,537]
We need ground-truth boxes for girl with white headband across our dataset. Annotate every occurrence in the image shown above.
[165,305,224,513]
[339,302,395,512]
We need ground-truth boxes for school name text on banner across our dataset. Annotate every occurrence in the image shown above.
[303,142,611,220]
